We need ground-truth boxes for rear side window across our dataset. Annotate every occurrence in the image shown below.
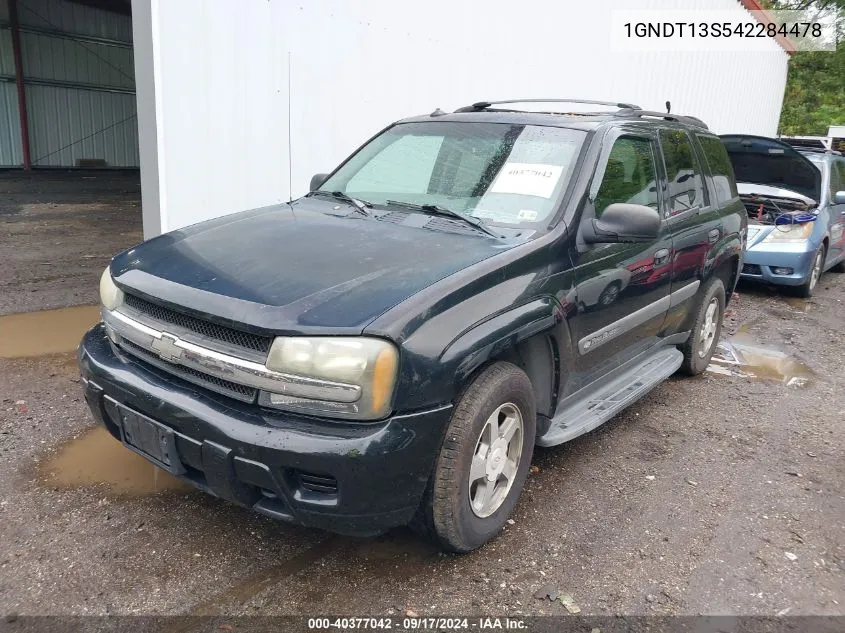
[831,159,845,197]
[659,130,705,215]
[697,135,739,203]
[592,136,658,216]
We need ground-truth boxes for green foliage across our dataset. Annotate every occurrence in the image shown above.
[767,0,845,135]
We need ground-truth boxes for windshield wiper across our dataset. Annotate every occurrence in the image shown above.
[384,200,502,238]
[306,190,372,217]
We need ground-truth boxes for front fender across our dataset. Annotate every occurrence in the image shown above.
[441,297,560,388]
[392,294,564,412]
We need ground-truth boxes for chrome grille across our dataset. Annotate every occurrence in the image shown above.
[123,293,272,356]
[119,339,258,403]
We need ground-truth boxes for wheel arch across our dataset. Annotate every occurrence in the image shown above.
[711,252,740,304]
[440,298,569,420]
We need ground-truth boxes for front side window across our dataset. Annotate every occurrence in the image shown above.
[660,129,705,215]
[592,136,659,216]
[319,122,585,228]
[697,135,739,204]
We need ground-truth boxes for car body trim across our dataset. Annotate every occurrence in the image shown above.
[103,309,362,402]
[578,295,671,355]
[669,280,701,307]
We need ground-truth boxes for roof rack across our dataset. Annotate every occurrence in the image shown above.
[455,99,708,130]
[616,108,709,130]
[794,146,843,156]
[455,98,641,112]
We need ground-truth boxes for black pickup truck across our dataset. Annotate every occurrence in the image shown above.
[79,99,745,552]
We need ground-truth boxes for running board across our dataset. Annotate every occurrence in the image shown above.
[537,347,683,447]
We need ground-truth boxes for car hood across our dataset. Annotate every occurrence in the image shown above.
[111,202,511,335]
[720,134,821,203]
[737,182,817,206]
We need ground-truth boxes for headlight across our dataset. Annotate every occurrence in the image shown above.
[99,267,124,310]
[763,221,814,243]
[260,337,399,420]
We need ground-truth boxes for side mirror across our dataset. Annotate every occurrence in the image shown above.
[582,203,661,244]
[310,173,330,192]
[834,191,845,205]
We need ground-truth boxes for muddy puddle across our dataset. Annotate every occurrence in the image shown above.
[707,337,813,386]
[782,296,814,313]
[0,304,100,358]
[38,426,193,496]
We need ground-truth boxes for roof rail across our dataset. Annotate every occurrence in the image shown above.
[453,99,709,130]
[455,98,641,112]
[794,146,843,156]
[616,108,709,130]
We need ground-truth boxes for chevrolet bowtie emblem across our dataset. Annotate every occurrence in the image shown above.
[150,333,183,364]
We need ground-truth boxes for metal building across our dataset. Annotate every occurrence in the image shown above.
[0,0,137,168]
[2,0,792,239]
[132,0,792,238]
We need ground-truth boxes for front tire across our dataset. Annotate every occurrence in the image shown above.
[794,245,825,298]
[680,278,725,375]
[422,362,536,553]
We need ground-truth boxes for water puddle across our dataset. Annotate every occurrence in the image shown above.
[707,338,813,386]
[38,426,193,496]
[0,304,100,358]
[782,296,813,313]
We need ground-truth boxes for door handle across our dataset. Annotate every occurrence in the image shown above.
[708,227,721,244]
[653,248,670,265]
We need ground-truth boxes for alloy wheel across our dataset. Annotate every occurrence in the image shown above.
[809,250,823,292]
[697,298,719,359]
[468,403,524,518]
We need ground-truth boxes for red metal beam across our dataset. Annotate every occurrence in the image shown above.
[8,0,32,170]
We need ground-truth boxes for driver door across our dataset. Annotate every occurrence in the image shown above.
[565,128,672,394]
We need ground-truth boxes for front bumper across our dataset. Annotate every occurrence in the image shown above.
[78,324,451,536]
[739,242,817,287]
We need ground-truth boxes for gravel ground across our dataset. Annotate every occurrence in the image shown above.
[0,172,843,620]
[0,170,142,315]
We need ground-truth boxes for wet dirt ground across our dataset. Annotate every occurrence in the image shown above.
[1,172,844,619]
[0,170,142,315]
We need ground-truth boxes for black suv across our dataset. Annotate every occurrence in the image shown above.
[79,99,745,552]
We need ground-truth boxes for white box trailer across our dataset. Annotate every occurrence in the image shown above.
[131,0,791,237]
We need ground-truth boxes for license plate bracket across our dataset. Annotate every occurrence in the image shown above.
[106,397,186,475]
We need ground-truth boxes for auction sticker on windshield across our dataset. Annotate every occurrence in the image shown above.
[490,163,563,198]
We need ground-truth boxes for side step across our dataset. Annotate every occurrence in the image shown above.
[537,347,683,447]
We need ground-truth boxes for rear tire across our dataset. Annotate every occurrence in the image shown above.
[793,245,825,298]
[419,362,536,553]
[680,278,725,376]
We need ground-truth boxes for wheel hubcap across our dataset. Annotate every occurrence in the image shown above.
[601,285,619,305]
[468,403,524,518]
[697,298,719,359]
[810,251,823,291]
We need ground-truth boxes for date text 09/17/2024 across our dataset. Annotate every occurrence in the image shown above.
[307,617,527,630]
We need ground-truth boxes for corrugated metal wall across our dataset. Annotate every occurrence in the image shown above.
[0,0,23,165]
[0,0,138,167]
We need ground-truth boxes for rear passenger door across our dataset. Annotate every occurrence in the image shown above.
[656,128,722,332]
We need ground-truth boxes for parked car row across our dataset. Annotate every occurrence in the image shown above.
[78,99,842,553]
[720,135,845,297]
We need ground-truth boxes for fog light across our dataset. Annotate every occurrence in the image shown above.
[773,267,793,275]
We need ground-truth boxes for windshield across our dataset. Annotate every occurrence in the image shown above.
[319,121,586,228]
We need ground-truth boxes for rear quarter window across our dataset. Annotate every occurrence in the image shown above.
[697,135,739,204]
[831,159,845,196]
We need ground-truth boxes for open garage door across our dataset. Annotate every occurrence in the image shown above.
[0,0,137,168]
